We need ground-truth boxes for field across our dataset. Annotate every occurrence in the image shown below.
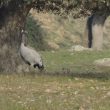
[43,50,110,75]
[1,50,110,110]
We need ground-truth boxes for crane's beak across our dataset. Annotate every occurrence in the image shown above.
[34,63,44,70]
[38,65,44,71]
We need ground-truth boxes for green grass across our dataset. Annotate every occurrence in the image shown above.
[1,50,110,110]
[42,50,110,75]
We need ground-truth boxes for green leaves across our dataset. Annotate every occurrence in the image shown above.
[0,0,110,18]
[0,0,11,7]
[23,0,33,4]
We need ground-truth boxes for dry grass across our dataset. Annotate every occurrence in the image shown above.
[29,9,110,50]
[0,74,110,110]
[29,9,86,50]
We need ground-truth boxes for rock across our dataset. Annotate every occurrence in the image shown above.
[94,58,110,66]
[69,45,92,52]
[48,42,59,50]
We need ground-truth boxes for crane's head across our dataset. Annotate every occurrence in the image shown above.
[21,29,28,46]
[34,58,44,70]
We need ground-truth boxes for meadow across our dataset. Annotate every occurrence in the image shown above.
[1,50,110,110]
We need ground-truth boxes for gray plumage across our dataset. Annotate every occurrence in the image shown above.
[20,30,44,70]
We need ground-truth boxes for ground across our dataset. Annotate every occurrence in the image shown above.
[0,74,110,110]
[1,50,110,110]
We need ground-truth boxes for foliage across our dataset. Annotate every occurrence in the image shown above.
[1,0,110,17]
[26,15,49,50]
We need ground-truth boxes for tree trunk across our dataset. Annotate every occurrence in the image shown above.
[83,15,93,48]
[85,13,108,50]
[92,14,107,50]
[0,1,32,73]
[87,15,94,48]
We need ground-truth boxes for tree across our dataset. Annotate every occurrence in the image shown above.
[0,0,110,72]
[0,0,34,72]
[82,0,110,50]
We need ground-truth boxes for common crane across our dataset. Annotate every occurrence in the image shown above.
[20,30,44,70]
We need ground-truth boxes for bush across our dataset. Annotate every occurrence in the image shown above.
[26,16,49,50]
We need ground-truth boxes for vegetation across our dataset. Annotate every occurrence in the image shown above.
[26,11,110,50]
[1,0,110,109]
[0,0,110,72]
[42,50,110,74]
[26,16,49,50]
[1,0,110,17]
[26,11,86,50]
[1,50,110,110]
[1,74,110,110]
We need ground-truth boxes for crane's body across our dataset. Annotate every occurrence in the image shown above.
[20,30,44,70]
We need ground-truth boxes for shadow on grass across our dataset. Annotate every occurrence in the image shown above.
[0,69,110,81]
[70,72,110,80]
[42,70,110,80]
[26,15,50,50]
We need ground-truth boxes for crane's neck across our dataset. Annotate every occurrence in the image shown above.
[21,33,27,46]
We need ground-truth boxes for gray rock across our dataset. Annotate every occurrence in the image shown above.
[94,58,110,66]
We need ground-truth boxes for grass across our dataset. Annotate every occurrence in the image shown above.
[42,50,110,74]
[0,74,110,110]
[29,11,86,50]
[1,50,110,110]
